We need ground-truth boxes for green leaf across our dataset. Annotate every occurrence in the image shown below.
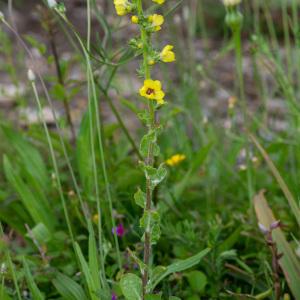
[145,294,162,300]
[50,83,67,101]
[142,163,167,189]
[150,248,211,291]
[134,188,146,208]
[120,273,142,300]
[87,221,102,294]
[76,110,96,196]
[74,243,99,300]
[151,223,161,245]
[137,111,151,124]
[0,285,12,300]
[251,135,300,227]
[27,223,52,244]
[52,273,88,300]
[2,126,50,195]
[186,271,207,293]
[3,156,54,232]
[169,297,181,300]
[140,131,159,157]
[23,258,44,300]
[140,210,161,243]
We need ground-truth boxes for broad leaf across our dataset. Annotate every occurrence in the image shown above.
[120,273,142,300]
[52,273,88,300]
[150,248,210,291]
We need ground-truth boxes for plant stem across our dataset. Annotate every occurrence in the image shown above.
[136,0,155,297]
[233,28,253,207]
[49,29,77,144]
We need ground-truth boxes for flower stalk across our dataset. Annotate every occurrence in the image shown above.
[113,0,175,297]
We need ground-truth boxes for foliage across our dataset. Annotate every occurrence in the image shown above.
[0,0,299,299]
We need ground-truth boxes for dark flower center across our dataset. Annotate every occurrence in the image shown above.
[146,88,154,95]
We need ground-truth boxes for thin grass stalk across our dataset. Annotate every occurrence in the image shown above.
[1,19,89,226]
[58,9,122,268]
[1,19,76,245]
[86,0,107,284]
[48,25,76,144]
[232,16,254,207]
[30,77,75,243]
[281,0,292,82]
[262,1,280,61]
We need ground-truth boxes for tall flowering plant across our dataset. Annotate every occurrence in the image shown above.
[113,0,176,298]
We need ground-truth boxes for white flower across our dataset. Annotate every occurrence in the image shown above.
[223,0,241,7]
[47,0,58,8]
[27,69,36,81]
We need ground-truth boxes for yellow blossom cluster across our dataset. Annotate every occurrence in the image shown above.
[166,154,186,166]
[113,0,175,105]
[113,0,131,16]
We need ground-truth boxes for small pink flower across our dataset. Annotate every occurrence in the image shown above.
[112,293,117,300]
[112,224,125,237]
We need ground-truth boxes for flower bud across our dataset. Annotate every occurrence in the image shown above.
[223,0,241,7]
[0,11,4,22]
[225,10,243,31]
[131,15,139,24]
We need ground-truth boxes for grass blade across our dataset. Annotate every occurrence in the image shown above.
[250,134,300,227]
[254,190,300,299]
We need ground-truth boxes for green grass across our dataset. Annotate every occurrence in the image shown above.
[0,0,299,299]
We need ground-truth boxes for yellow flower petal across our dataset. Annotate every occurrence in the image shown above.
[139,79,165,104]
[160,45,176,63]
[131,15,139,24]
[152,0,165,4]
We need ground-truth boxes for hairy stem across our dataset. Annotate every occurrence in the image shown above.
[136,0,155,297]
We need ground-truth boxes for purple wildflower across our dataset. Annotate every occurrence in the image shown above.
[112,223,125,237]
[111,293,117,300]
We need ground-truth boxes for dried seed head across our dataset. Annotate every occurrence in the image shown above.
[27,69,36,82]
[47,0,58,8]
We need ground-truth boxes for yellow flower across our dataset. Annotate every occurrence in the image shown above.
[148,59,155,65]
[139,79,165,105]
[114,0,131,16]
[166,154,186,166]
[93,214,99,224]
[131,15,139,24]
[148,14,164,31]
[160,45,176,63]
[153,0,165,4]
